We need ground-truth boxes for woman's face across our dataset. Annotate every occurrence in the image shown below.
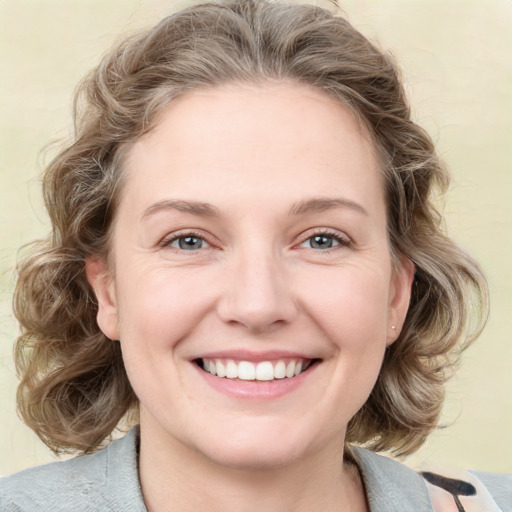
[88,83,413,470]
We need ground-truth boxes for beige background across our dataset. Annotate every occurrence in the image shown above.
[0,0,510,476]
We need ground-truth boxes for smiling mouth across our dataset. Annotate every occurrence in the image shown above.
[196,358,319,382]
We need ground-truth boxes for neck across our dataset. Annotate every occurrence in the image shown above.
[138,423,367,512]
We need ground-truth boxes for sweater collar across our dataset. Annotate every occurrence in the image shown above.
[351,446,433,512]
[114,427,433,511]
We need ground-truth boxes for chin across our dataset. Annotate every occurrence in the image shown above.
[202,441,304,471]
[189,420,322,472]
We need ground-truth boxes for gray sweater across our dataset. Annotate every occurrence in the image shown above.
[1,428,510,511]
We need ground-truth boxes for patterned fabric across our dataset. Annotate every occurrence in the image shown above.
[421,468,505,511]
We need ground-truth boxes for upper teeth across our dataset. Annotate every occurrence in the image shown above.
[202,359,307,381]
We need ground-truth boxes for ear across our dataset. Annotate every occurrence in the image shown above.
[85,257,120,341]
[386,257,415,346]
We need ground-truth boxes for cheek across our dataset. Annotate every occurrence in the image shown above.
[115,265,218,352]
[296,263,391,345]
[297,263,391,405]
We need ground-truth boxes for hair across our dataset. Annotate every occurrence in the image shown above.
[14,0,488,457]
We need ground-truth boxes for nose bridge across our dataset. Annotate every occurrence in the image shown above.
[218,240,296,332]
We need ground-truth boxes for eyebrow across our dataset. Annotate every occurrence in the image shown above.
[141,196,368,221]
[289,197,369,217]
[141,199,221,220]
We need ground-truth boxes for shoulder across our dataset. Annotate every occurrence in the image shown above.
[352,446,511,512]
[470,470,512,511]
[0,449,109,512]
[421,467,511,511]
[0,428,145,512]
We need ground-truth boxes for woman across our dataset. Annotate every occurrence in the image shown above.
[1,1,510,510]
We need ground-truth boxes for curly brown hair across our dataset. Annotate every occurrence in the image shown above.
[14,0,488,457]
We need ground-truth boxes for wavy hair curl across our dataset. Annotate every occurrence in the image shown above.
[14,0,488,456]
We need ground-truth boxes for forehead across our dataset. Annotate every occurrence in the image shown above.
[134,82,377,160]
[121,82,384,218]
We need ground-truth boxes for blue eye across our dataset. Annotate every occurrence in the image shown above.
[308,235,338,250]
[300,232,348,250]
[168,235,210,251]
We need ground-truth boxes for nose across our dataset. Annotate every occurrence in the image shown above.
[217,248,298,334]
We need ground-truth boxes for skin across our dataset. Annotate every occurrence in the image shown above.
[87,83,414,512]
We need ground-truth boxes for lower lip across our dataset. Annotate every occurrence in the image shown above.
[195,363,319,400]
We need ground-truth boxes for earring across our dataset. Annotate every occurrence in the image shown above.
[391,325,396,330]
